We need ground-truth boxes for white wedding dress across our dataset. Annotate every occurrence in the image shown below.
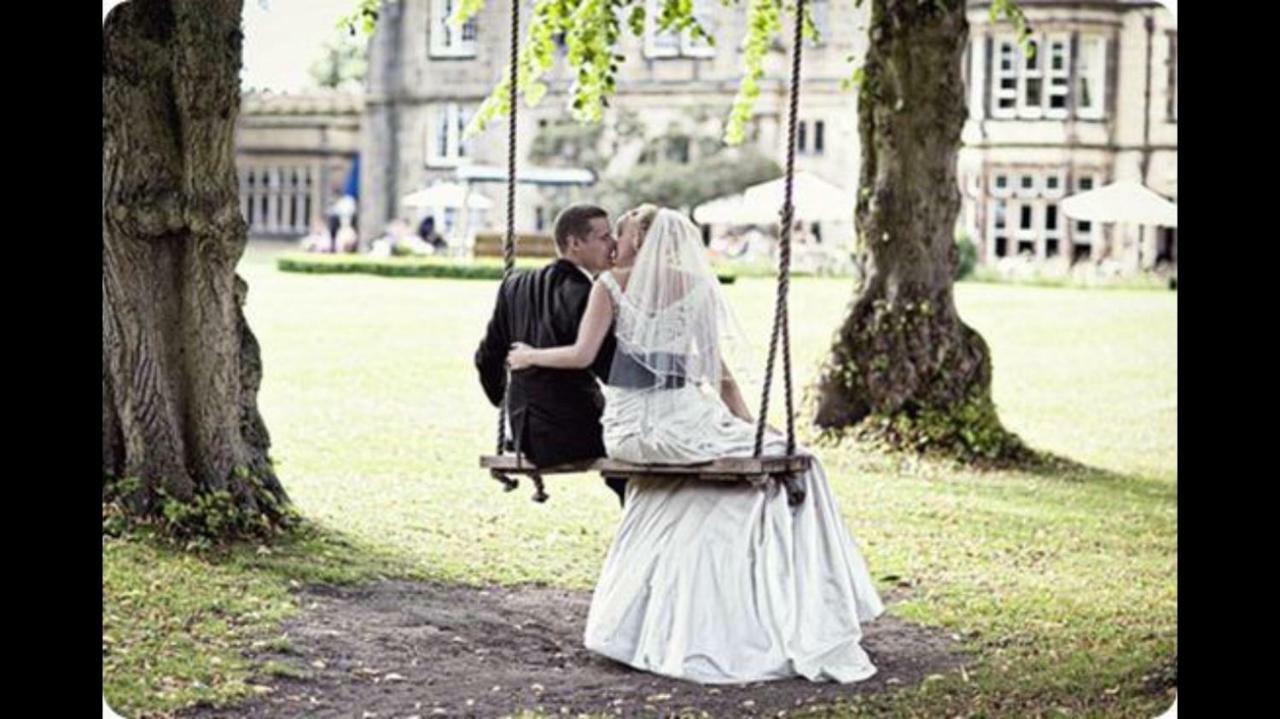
[582,261,885,684]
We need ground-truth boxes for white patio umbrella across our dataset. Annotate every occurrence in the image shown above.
[692,193,747,224]
[742,171,851,224]
[693,171,852,225]
[401,182,494,210]
[1060,180,1177,228]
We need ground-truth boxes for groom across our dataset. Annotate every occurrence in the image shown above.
[474,204,625,505]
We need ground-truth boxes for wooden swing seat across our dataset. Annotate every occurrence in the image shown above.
[479,453,811,505]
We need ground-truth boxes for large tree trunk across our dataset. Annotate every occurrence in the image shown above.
[103,0,290,535]
[813,0,1027,462]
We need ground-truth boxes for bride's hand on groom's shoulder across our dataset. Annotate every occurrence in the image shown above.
[508,341,535,371]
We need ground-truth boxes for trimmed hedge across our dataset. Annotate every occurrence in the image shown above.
[277,253,738,284]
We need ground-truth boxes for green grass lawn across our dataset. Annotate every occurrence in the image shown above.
[103,243,1176,717]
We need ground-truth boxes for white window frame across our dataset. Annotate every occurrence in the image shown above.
[979,165,1092,264]
[426,103,472,167]
[682,0,717,57]
[1015,172,1039,198]
[808,0,831,48]
[989,198,1009,258]
[1072,173,1098,244]
[1043,169,1066,198]
[1017,38,1044,119]
[429,0,478,58]
[1014,200,1038,258]
[1014,201,1037,238]
[991,172,1012,198]
[1046,34,1071,119]
[1044,201,1062,249]
[1076,35,1107,120]
[993,38,1019,119]
[644,0,681,58]
[993,32,1103,120]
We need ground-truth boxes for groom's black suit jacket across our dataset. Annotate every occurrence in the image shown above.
[475,259,618,469]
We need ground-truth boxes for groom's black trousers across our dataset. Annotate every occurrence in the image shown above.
[476,259,623,508]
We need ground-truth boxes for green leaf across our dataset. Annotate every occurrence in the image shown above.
[525,81,549,106]
[629,6,646,36]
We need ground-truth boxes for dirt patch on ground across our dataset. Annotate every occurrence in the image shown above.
[182,580,969,718]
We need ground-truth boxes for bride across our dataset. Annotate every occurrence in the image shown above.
[507,205,884,684]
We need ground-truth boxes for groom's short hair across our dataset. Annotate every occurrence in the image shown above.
[554,204,609,254]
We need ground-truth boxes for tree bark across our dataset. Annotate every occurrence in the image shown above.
[813,0,1026,462]
[103,0,289,533]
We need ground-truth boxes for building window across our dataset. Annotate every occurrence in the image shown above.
[1157,227,1176,264]
[666,135,691,164]
[645,0,717,58]
[1044,171,1065,198]
[991,32,1105,120]
[1167,32,1177,122]
[797,121,807,154]
[1044,202,1061,256]
[684,0,717,57]
[993,39,1018,116]
[245,170,256,226]
[239,164,315,236]
[1071,174,1097,260]
[1076,35,1107,119]
[808,0,831,47]
[1017,173,1037,197]
[814,120,825,155]
[644,0,680,58]
[977,167,1100,265]
[991,198,1008,258]
[992,173,1010,197]
[430,0,478,58]
[1046,35,1070,118]
[1019,39,1043,119]
[457,110,468,159]
[426,103,472,166]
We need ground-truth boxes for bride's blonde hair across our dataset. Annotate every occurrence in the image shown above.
[622,203,660,249]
